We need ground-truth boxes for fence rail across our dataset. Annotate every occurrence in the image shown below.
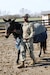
[0,19,50,34]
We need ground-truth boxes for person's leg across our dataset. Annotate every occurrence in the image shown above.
[29,44,36,64]
[27,39,36,64]
[18,39,26,68]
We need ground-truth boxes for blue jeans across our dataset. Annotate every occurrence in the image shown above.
[16,37,21,51]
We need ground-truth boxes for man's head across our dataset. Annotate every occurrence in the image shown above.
[24,14,29,22]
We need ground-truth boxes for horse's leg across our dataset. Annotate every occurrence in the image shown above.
[43,39,46,54]
[16,50,20,64]
[39,42,42,57]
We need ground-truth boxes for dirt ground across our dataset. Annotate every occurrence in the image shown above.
[0,31,50,75]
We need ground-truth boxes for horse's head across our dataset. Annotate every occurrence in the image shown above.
[5,19,23,39]
[5,20,15,38]
[5,24,13,38]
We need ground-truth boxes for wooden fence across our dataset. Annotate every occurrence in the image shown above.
[0,19,50,34]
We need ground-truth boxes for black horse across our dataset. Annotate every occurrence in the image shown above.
[33,32,47,57]
[3,18,23,64]
[33,23,47,57]
[3,19,47,64]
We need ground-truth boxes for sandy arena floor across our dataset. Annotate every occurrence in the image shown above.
[0,31,50,75]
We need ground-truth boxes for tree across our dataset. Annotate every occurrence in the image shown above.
[20,8,31,16]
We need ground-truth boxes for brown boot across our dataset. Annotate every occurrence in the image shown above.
[18,61,25,68]
[32,59,36,65]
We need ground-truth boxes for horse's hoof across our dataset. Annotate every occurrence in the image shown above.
[44,51,46,54]
[39,54,40,57]
[18,65,25,68]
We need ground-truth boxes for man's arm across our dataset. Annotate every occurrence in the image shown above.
[27,23,34,39]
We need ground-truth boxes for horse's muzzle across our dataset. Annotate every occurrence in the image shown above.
[5,35,9,38]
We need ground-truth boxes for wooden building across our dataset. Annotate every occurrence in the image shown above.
[41,11,50,25]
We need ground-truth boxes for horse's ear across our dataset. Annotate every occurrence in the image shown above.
[12,18,16,22]
[14,18,16,20]
[3,18,8,22]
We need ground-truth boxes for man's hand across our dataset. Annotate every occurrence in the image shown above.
[24,38,29,40]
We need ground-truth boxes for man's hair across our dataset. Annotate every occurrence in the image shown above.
[24,14,29,18]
